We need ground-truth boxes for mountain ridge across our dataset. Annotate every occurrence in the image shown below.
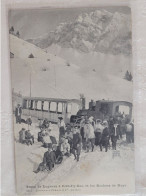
[27,9,131,56]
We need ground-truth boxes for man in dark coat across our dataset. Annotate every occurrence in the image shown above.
[72,126,82,161]
[110,123,120,150]
[15,104,22,124]
[58,117,66,143]
[130,122,134,143]
[54,146,63,164]
[34,147,56,173]
[99,121,109,152]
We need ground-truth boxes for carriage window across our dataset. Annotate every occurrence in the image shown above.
[67,104,72,113]
[43,101,49,112]
[50,102,57,112]
[26,100,30,109]
[37,101,42,110]
[118,105,130,115]
[30,100,35,110]
[28,100,32,109]
[57,103,63,114]
[23,99,27,109]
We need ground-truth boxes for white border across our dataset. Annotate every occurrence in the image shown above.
[1,0,146,195]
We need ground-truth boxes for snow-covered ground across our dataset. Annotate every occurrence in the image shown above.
[14,115,135,195]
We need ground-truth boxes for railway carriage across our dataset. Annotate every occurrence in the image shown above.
[22,96,82,124]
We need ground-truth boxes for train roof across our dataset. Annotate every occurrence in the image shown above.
[96,100,132,105]
[23,96,81,104]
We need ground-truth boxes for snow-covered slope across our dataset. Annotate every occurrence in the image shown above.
[10,34,78,70]
[10,34,132,106]
[46,43,132,77]
[28,9,131,56]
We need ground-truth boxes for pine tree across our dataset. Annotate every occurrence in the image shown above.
[66,62,70,66]
[124,70,129,81]
[9,26,14,34]
[124,70,133,81]
[16,31,20,38]
[28,53,34,58]
[129,72,133,81]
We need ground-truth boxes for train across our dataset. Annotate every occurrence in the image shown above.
[22,96,82,124]
[21,96,132,125]
[70,99,133,124]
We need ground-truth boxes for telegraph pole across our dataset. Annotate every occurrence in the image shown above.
[54,64,56,88]
[29,71,31,118]
[30,71,31,98]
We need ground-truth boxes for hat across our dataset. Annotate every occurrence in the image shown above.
[103,121,108,126]
[89,116,94,120]
[58,117,63,120]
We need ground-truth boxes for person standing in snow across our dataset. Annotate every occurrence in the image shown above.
[88,116,95,127]
[94,119,104,146]
[125,122,133,143]
[15,104,22,124]
[19,128,26,143]
[99,121,110,152]
[72,126,82,162]
[84,120,95,152]
[80,116,86,149]
[110,123,120,150]
[58,117,66,143]
[65,128,73,153]
[130,121,134,143]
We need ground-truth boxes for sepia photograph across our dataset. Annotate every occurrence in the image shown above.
[9,6,134,195]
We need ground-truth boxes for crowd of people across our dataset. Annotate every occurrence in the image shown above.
[17,107,134,173]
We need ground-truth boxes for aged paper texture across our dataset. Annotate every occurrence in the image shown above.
[9,6,135,195]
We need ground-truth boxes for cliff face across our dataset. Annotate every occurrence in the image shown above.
[28,9,131,56]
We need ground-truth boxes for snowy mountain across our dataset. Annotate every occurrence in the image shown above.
[10,34,132,106]
[28,9,132,56]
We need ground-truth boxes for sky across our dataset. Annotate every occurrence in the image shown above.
[9,6,131,40]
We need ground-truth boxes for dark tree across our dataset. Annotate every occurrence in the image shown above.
[129,72,133,81]
[124,70,133,81]
[16,31,20,38]
[67,62,70,66]
[9,26,14,34]
[28,53,34,58]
